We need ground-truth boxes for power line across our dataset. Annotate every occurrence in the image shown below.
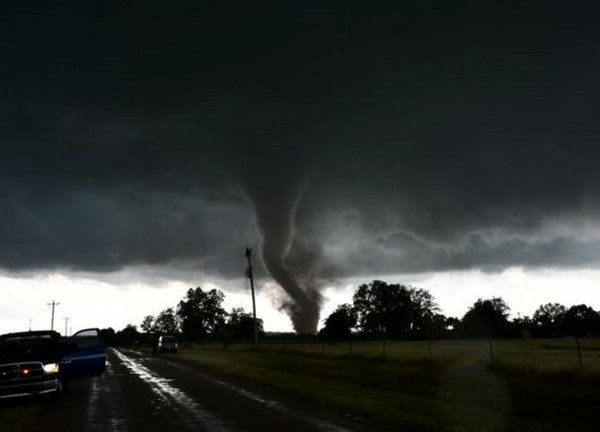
[47,301,60,331]
[63,316,70,336]
[245,247,258,344]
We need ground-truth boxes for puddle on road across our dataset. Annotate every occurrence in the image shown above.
[86,359,129,431]
[112,348,230,432]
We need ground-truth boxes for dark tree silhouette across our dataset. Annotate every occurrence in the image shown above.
[445,317,461,332]
[177,287,227,340]
[154,308,179,335]
[99,328,116,346]
[509,315,534,338]
[425,313,452,339]
[460,297,510,338]
[140,315,155,334]
[533,303,566,337]
[226,307,264,341]
[114,324,140,346]
[409,288,439,338]
[319,304,357,340]
[563,305,600,336]
[353,280,439,339]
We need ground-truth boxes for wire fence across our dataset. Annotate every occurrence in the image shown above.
[185,337,600,370]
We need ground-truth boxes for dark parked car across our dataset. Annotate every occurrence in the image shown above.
[154,335,178,353]
[0,328,106,400]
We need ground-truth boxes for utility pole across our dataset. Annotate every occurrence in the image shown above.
[63,317,70,336]
[47,301,60,331]
[245,247,258,344]
[29,318,32,332]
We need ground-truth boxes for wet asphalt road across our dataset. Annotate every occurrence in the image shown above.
[30,348,356,432]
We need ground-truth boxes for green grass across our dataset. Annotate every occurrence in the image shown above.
[164,338,600,431]
[173,347,445,430]
[193,337,600,370]
[4,339,596,430]
[0,403,43,432]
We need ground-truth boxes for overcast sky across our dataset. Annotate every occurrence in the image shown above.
[2,1,600,333]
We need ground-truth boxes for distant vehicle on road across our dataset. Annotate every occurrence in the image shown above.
[154,335,178,353]
[0,328,106,400]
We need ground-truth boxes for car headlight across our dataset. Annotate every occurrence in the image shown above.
[43,363,60,374]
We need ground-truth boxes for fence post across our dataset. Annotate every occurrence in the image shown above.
[576,333,583,367]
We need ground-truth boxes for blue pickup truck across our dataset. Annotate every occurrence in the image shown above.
[0,328,106,399]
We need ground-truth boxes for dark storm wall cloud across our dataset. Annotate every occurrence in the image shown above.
[2,0,600,285]
[0,185,255,275]
[340,231,600,276]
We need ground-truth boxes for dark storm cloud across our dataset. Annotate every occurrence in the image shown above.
[351,231,600,275]
[0,184,255,275]
[2,2,600,292]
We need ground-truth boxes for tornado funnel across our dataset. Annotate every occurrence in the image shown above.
[244,181,321,334]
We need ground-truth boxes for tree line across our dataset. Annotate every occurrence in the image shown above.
[103,287,264,346]
[103,280,600,345]
[320,280,600,340]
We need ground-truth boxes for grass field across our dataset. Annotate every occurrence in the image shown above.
[169,338,600,431]
[193,336,600,370]
[0,403,42,432]
[2,338,599,431]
